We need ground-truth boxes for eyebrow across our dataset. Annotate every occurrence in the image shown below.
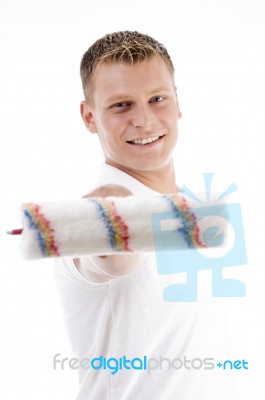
[104,87,172,104]
[105,94,132,104]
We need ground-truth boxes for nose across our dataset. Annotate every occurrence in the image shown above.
[131,104,155,130]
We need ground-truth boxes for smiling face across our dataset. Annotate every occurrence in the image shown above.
[81,56,181,174]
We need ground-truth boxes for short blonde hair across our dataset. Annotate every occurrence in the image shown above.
[80,31,174,99]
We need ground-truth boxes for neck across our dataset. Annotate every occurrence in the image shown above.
[107,160,178,194]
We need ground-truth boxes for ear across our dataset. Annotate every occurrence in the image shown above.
[80,101,98,133]
[176,99,182,119]
[174,88,182,119]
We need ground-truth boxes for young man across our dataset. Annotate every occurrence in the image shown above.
[55,31,237,399]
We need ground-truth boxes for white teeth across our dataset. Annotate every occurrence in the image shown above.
[131,136,160,145]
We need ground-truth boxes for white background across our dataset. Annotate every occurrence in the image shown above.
[0,0,264,398]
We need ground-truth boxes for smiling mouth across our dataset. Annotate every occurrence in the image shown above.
[127,135,165,145]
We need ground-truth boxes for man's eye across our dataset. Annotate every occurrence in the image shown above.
[150,96,164,103]
[113,102,131,108]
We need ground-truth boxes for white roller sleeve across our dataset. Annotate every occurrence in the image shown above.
[19,193,228,259]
